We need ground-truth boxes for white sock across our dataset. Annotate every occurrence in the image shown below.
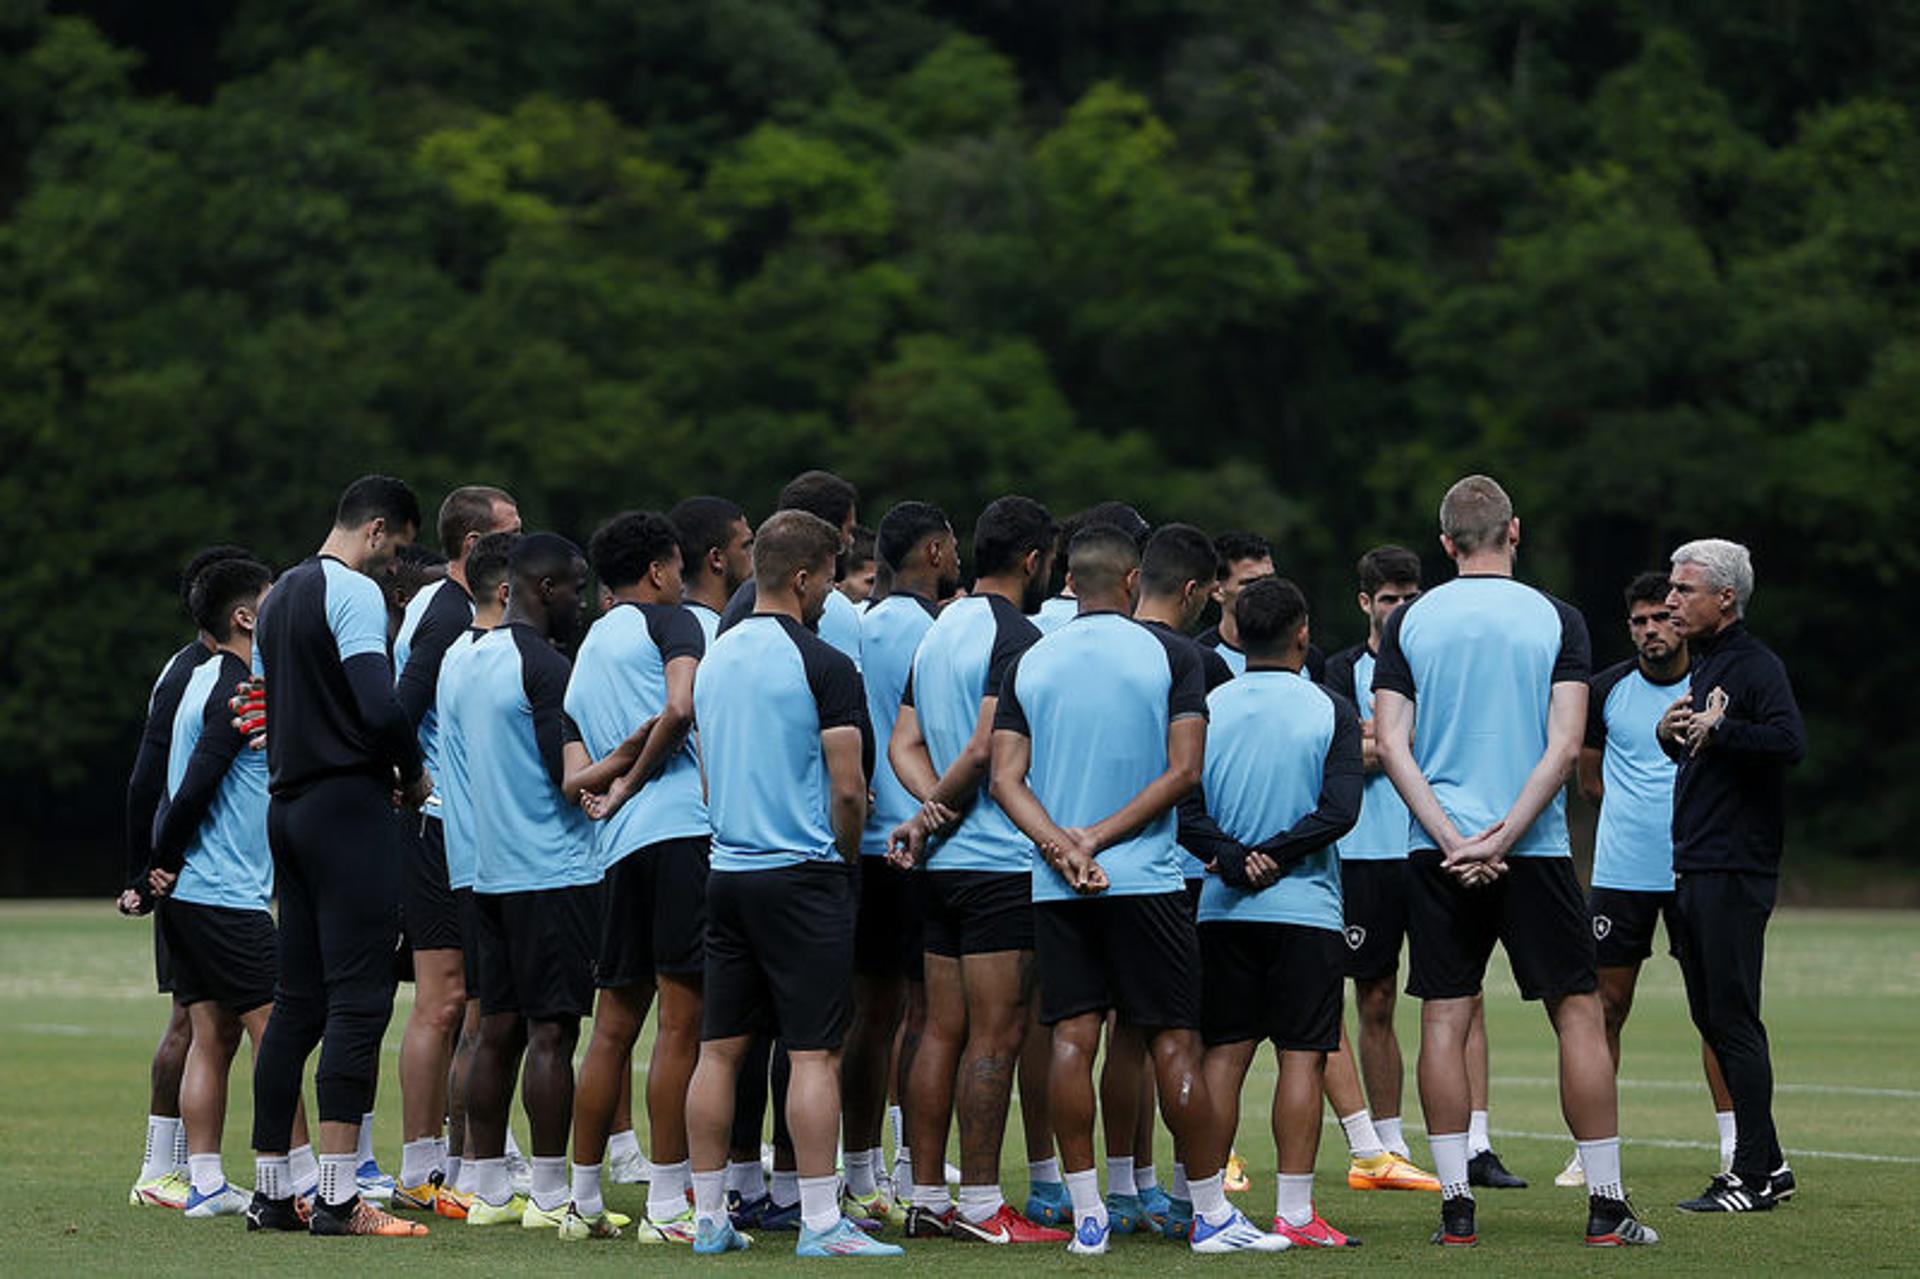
[608,1128,641,1162]
[433,1135,448,1175]
[1170,1161,1190,1200]
[505,1129,524,1160]
[140,1116,179,1183]
[172,1119,189,1173]
[531,1155,567,1210]
[648,1159,691,1221]
[400,1137,439,1188]
[454,1156,477,1196]
[958,1182,1004,1224]
[770,1168,799,1208]
[726,1160,764,1198]
[318,1152,358,1207]
[1340,1109,1386,1160]
[1716,1111,1737,1175]
[356,1112,376,1166]
[288,1144,319,1196]
[887,1105,905,1152]
[1106,1155,1134,1198]
[444,1155,462,1189]
[1028,1156,1062,1187]
[1576,1137,1623,1201]
[571,1164,603,1219]
[1376,1115,1410,1159]
[845,1148,876,1197]
[1134,1162,1158,1194]
[1275,1172,1314,1228]
[867,1147,887,1190]
[188,1152,225,1196]
[255,1155,290,1201]
[1189,1171,1231,1227]
[1065,1168,1106,1229]
[912,1182,948,1211]
[471,1156,509,1206]
[693,1169,727,1227]
[1467,1109,1491,1156]
[1431,1132,1473,1200]
[799,1174,840,1233]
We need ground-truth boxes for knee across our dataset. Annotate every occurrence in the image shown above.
[1356,981,1396,1027]
[529,1018,579,1056]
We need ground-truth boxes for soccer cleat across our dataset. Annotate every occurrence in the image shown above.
[1189,1208,1290,1254]
[183,1182,251,1219]
[1273,1212,1359,1248]
[130,1170,191,1209]
[841,1187,904,1229]
[556,1204,624,1241]
[465,1193,529,1226]
[632,1208,698,1244]
[1137,1183,1174,1231]
[795,1217,905,1257]
[607,1146,650,1185]
[355,1159,397,1203]
[392,1176,441,1212]
[1585,1195,1659,1246]
[1555,1151,1586,1187]
[952,1202,1072,1244]
[1223,1151,1251,1193]
[1068,1213,1110,1256]
[1431,1194,1477,1246]
[1105,1191,1149,1235]
[1025,1180,1071,1227]
[506,1150,534,1198]
[903,1204,955,1238]
[1467,1149,1527,1189]
[694,1217,754,1254]
[759,1198,803,1231]
[1160,1197,1194,1241]
[521,1200,569,1229]
[1677,1173,1775,1213]
[434,1185,471,1220]
[245,1192,311,1232]
[1769,1164,1797,1201]
[309,1196,430,1236]
[1348,1151,1441,1192]
[730,1191,771,1229]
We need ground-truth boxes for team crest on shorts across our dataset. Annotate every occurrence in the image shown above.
[1593,916,1613,940]
[1345,925,1366,951]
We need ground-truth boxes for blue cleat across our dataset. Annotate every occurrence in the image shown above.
[730,1191,771,1230]
[1138,1184,1174,1232]
[1068,1212,1110,1256]
[694,1217,754,1254]
[1025,1180,1071,1228]
[1190,1207,1289,1254]
[759,1198,803,1231]
[1106,1192,1148,1235]
[1159,1196,1194,1241]
[795,1217,904,1257]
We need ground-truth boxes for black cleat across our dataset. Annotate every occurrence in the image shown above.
[1585,1194,1660,1246]
[1677,1173,1775,1213]
[1769,1163,1796,1201]
[1430,1194,1477,1246]
[903,1204,956,1239]
[1468,1149,1528,1189]
[246,1191,310,1232]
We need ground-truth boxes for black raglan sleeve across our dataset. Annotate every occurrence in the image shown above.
[150,659,249,875]
[1249,692,1364,866]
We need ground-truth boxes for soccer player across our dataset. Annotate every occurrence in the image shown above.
[559,511,710,1242]
[1556,572,1734,1185]
[1031,502,1150,635]
[123,543,257,1210]
[843,502,957,1224]
[840,524,879,606]
[717,470,865,668]
[1372,474,1654,1248]
[456,533,603,1229]
[684,510,900,1259]
[430,529,517,1214]
[1198,532,1328,684]
[990,523,1277,1255]
[669,496,754,645]
[1319,547,1448,1192]
[1186,577,1362,1248]
[385,543,449,644]
[145,558,313,1218]
[390,485,520,1213]
[246,475,431,1239]
[885,496,1070,1245]
[1658,540,1804,1213]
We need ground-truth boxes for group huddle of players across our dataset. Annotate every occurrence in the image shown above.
[116,466,1792,1255]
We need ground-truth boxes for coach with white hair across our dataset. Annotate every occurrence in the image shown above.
[1656,538,1804,1215]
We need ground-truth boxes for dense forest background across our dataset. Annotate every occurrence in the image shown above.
[2,1,1915,893]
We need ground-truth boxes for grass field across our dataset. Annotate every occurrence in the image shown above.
[4,901,1918,1274]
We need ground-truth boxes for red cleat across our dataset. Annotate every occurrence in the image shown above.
[952,1203,1074,1244]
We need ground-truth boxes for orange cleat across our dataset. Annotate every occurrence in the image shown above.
[310,1198,431,1237]
[1348,1152,1442,1192]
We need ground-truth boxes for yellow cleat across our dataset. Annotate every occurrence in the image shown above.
[1347,1152,1441,1192]
[557,1204,625,1240]
[633,1208,700,1244]
[841,1188,904,1229]
[466,1194,530,1226]
[392,1179,440,1212]
[130,1170,192,1209]
[1224,1153,1251,1194]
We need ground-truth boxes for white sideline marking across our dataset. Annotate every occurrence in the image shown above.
[1492,1074,1920,1102]
[1484,1126,1920,1166]
[18,1022,95,1036]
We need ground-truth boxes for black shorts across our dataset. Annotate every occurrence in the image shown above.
[154,916,176,996]
[472,885,598,1020]
[1340,859,1410,981]
[404,814,462,953]
[455,886,482,993]
[158,898,277,1013]
[854,858,924,980]
[1406,851,1596,1002]
[1183,877,1204,916]
[1590,886,1678,968]
[703,861,855,1050]
[1199,920,1344,1050]
[1033,892,1200,1030]
[923,871,1034,958]
[599,836,710,988]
